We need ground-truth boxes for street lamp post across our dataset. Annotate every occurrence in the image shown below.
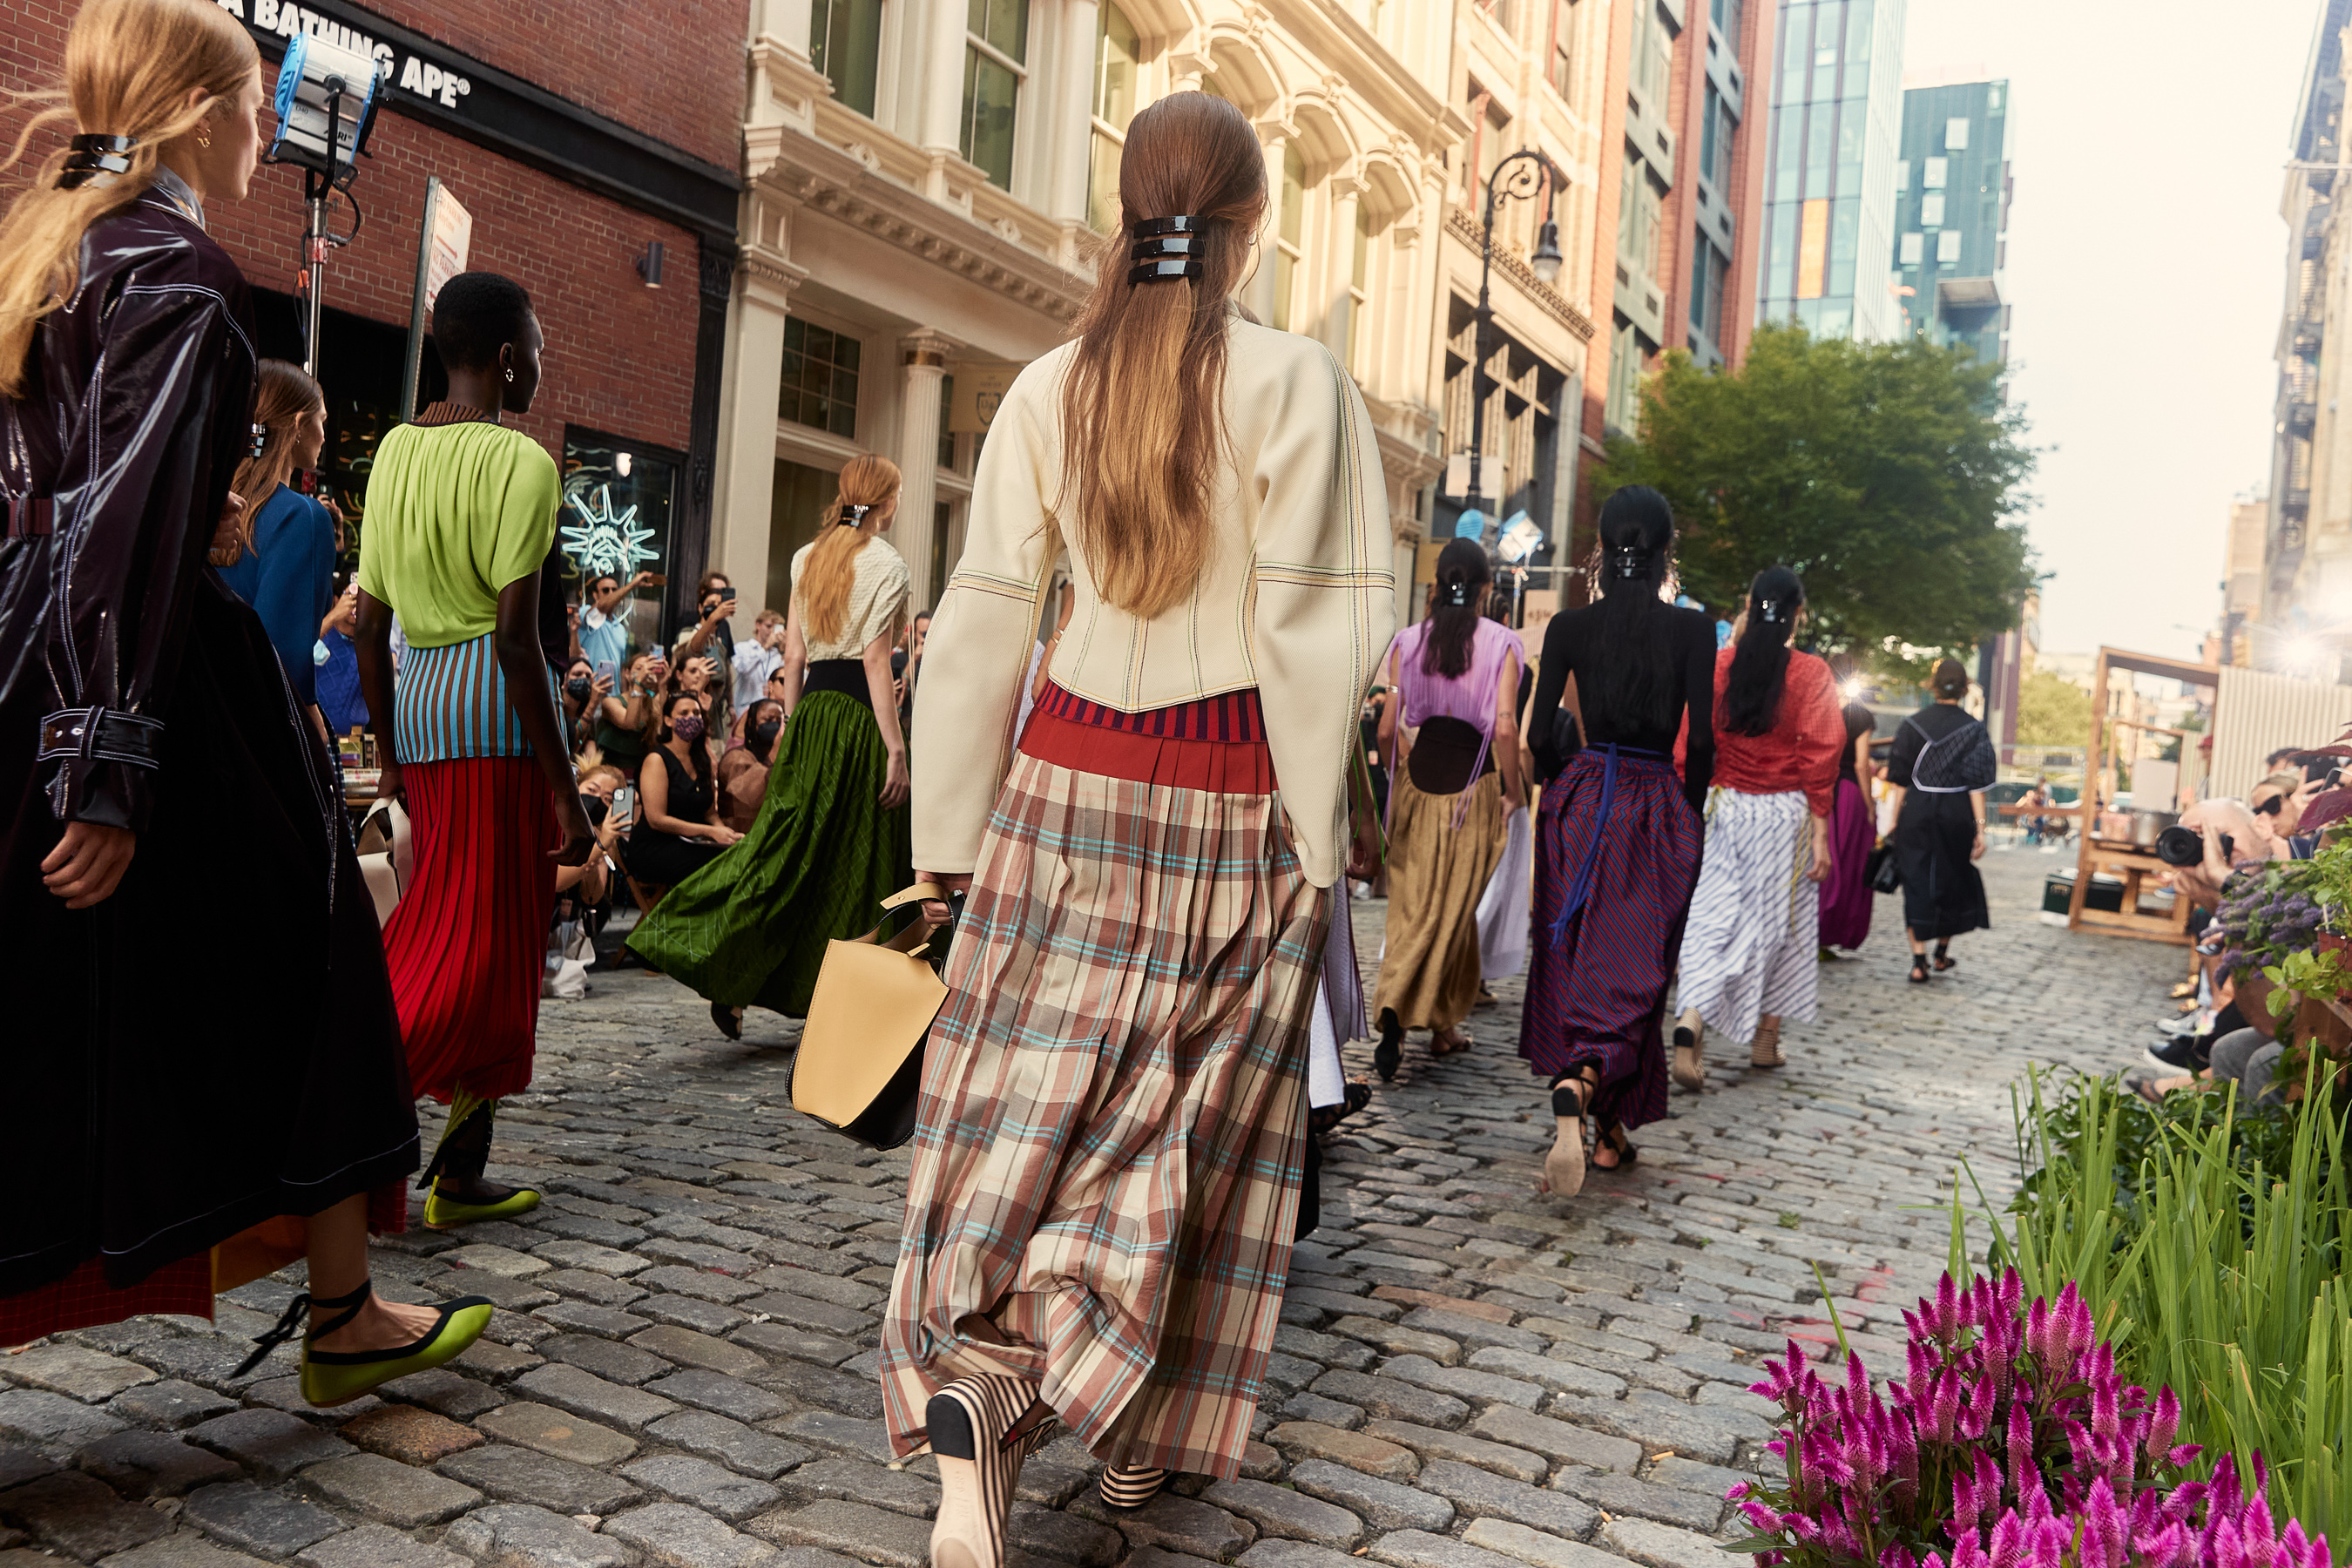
[1464,149,1565,531]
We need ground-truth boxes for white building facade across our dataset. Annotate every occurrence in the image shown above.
[709,0,1612,629]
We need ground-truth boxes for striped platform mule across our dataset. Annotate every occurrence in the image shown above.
[1098,1463,1169,1512]
[926,1374,1055,1568]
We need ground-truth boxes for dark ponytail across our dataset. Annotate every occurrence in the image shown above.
[1423,537,1492,679]
[1578,485,1680,736]
[1723,566,1805,737]
[1931,657,1970,700]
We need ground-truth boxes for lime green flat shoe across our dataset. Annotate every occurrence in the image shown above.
[232,1281,496,1408]
[422,1181,542,1231]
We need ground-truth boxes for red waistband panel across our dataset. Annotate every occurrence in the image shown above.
[1019,683,1277,793]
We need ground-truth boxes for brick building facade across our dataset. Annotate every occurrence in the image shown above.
[2,0,746,639]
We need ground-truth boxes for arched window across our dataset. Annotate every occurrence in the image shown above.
[1272,142,1305,332]
[1344,207,1371,372]
[1089,2,1141,232]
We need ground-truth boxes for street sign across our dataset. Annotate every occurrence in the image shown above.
[400,177,471,420]
[949,361,1021,434]
[422,181,472,311]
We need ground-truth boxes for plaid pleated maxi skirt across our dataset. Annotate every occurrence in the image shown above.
[880,750,1329,1478]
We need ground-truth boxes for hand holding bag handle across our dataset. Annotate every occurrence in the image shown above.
[788,882,955,1148]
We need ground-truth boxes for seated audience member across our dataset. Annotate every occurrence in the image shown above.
[630,693,739,883]
[720,699,784,833]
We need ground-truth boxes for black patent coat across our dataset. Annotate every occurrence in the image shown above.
[0,188,417,1301]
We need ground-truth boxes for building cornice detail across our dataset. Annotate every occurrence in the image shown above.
[1444,208,1596,343]
[745,122,1092,321]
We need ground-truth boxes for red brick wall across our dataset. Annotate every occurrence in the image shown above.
[0,0,717,458]
[358,0,744,171]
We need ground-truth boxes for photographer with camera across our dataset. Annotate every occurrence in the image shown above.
[679,571,739,672]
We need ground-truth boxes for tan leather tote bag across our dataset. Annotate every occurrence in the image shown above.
[789,882,950,1149]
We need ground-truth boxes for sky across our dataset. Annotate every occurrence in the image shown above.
[1897,0,2316,661]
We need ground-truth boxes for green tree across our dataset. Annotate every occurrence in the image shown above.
[1591,323,2038,658]
[2014,667,2092,747]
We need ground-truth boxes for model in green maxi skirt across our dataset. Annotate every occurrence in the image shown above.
[625,688,913,1017]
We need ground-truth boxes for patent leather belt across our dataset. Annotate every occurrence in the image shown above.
[38,706,165,770]
[6,494,53,538]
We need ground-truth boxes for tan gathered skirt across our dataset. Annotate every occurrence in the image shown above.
[1372,768,1508,1031]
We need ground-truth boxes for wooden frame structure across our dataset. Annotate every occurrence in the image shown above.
[2066,647,2221,944]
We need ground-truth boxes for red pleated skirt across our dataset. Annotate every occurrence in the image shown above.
[385,758,558,1103]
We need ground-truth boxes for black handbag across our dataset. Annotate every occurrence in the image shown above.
[1865,841,1902,896]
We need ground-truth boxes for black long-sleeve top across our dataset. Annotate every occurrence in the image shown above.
[1529,600,1717,812]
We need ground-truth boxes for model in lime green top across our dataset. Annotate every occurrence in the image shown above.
[355,420,560,648]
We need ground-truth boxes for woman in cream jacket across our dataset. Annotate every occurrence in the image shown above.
[876,91,1392,1568]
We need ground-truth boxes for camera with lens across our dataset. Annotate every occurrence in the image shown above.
[2154,824,2231,868]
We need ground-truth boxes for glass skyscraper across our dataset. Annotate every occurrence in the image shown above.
[1753,0,1907,342]
[1891,79,2012,362]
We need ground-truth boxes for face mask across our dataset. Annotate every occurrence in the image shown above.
[749,718,781,755]
[565,676,593,703]
[672,714,706,743]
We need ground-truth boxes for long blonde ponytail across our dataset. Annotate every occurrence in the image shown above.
[800,453,902,647]
[1057,92,1266,621]
[0,0,260,397]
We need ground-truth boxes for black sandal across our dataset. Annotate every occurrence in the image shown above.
[1909,956,1930,984]
[1374,1009,1403,1083]
[1932,943,1956,972]
[1592,1123,1637,1173]
[711,1001,743,1040]
[1309,1081,1374,1136]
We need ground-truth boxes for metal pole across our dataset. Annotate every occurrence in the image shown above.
[302,83,344,380]
[1468,178,1497,520]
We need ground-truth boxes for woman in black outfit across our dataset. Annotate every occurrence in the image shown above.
[1517,487,1716,1199]
[1883,658,1996,982]
[629,691,738,883]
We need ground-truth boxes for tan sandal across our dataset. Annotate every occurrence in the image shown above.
[1540,1072,1592,1197]
[1671,1012,1706,1092]
[1751,1017,1785,1069]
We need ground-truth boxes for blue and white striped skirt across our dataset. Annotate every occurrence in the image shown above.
[395,632,554,764]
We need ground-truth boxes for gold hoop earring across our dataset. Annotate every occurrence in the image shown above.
[196,125,212,150]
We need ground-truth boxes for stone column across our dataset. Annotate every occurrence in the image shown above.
[1049,0,1101,225]
[917,0,970,163]
[713,252,801,615]
[896,334,953,612]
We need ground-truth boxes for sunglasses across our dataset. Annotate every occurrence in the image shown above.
[2254,794,2285,816]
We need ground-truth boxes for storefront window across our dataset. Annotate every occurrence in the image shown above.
[559,429,680,656]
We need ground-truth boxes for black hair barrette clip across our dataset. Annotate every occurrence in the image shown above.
[1130,215,1205,285]
[840,503,872,527]
[250,422,269,459]
[1611,547,1652,579]
[58,133,136,190]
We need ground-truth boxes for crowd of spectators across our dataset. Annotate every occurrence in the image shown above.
[2130,744,2338,1110]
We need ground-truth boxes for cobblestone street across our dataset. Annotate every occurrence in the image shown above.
[3,844,2182,1568]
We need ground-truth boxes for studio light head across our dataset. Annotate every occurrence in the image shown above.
[268,33,386,186]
